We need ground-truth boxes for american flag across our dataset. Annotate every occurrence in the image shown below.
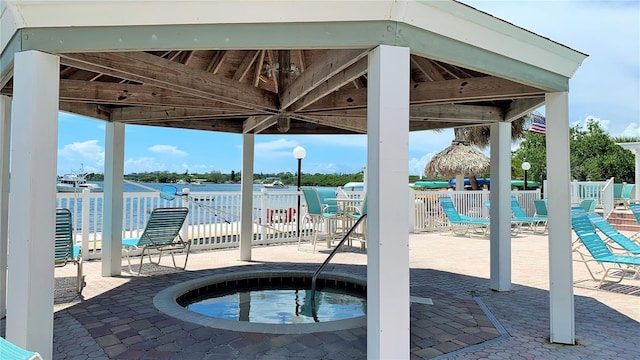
[529,113,546,135]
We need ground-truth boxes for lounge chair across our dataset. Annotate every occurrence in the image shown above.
[533,199,548,217]
[629,202,640,240]
[579,198,596,213]
[346,196,367,248]
[0,337,43,360]
[439,196,489,236]
[571,206,640,287]
[122,207,190,274]
[55,208,84,293]
[299,188,340,252]
[615,183,634,209]
[510,197,547,233]
[587,213,640,256]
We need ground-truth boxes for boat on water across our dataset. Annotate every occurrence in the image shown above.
[57,173,103,193]
[191,179,206,186]
[262,178,288,188]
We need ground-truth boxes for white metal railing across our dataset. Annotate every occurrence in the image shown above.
[57,186,552,259]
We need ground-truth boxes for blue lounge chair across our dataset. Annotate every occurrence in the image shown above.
[571,206,640,287]
[55,208,84,293]
[510,197,547,233]
[579,198,596,213]
[0,337,43,360]
[299,188,340,252]
[483,200,526,235]
[533,199,548,218]
[122,207,190,274]
[439,196,489,236]
[587,213,640,256]
[629,202,640,241]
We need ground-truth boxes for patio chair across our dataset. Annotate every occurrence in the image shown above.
[587,213,640,256]
[315,187,340,215]
[533,199,548,217]
[571,206,640,287]
[510,197,547,233]
[579,198,596,213]
[629,202,640,240]
[439,196,489,236]
[122,207,190,274]
[0,336,43,360]
[346,196,368,248]
[299,188,340,252]
[615,183,634,209]
[55,208,84,293]
[483,200,529,235]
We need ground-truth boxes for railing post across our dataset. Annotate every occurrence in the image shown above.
[409,188,416,232]
[260,188,268,241]
[81,189,90,260]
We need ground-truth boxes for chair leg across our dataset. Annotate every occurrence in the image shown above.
[76,259,84,293]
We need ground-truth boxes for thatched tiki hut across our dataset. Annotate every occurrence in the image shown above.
[425,140,490,190]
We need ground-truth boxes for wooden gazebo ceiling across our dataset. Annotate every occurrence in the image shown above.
[1,48,546,134]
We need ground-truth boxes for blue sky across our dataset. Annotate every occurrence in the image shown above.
[57,1,639,177]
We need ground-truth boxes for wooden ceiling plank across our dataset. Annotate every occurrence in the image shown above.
[266,50,278,92]
[59,79,251,110]
[59,102,110,121]
[289,57,368,112]
[253,50,266,87]
[503,97,545,121]
[295,50,306,72]
[233,50,260,82]
[296,114,366,133]
[251,115,278,134]
[243,115,276,134]
[111,106,263,122]
[279,49,369,110]
[410,103,502,121]
[411,76,543,104]
[60,52,278,111]
[410,56,446,81]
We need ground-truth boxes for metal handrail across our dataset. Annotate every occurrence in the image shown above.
[310,214,367,308]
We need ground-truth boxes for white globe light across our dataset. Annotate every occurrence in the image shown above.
[293,146,306,160]
[521,162,531,171]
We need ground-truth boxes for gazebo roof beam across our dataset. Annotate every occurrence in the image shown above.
[59,52,279,112]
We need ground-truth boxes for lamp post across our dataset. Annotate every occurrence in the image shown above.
[293,146,306,238]
[522,161,531,190]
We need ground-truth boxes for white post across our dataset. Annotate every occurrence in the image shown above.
[240,133,255,261]
[545,92,575,344]
[6,50,59,359]
[635,151,640,201]
[0,95,11,319]
[367,45,410,360]
[489,122,512,291]
[102,122,125,276]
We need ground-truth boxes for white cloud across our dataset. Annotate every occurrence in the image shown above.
[58,140,105,173]
[619,123,640,138]
[148,145,188,157]
[409,151,436,178]
[570,115,611,132]
[254,138,300,158]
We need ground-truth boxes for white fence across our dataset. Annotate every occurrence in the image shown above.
[411,189,542,232]
[57,187,543,260]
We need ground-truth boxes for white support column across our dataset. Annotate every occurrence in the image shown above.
[635,152,640,201]
[545,92,575,344]
[240,133,255,261]
[367,45,410,360]
[6,50,59,359]
[489,121,512,291]
[0,95,11,319]
[102,122,125,276]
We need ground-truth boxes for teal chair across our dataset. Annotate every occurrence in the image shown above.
[347,197,368,248]
[533,199,548,217]
[315,187,340,214]
[579,198,597,213]
[439,196,489,236]
[122,207,190,274]
[616,184,634,209]
[0,337,42,360]
[299,188,340,252]
[587,213,640,256]
[510,197,547,233]
[571,206,640,286]
[55,208,84,293]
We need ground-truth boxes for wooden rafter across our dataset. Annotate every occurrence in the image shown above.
[233,50,260,82]
[110,106,264,123]
[243,115,277,134]
[279,49,369,110]
[59,52,279,112]
[410,56,446,81]
[503,97,545,121]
